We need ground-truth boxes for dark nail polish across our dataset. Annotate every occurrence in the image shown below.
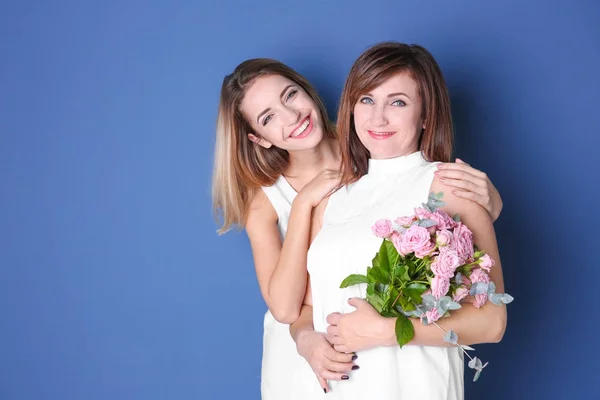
[342,375,349,380]
[352,365,360,370]
[323,388,327,394]
[351,354,358,360]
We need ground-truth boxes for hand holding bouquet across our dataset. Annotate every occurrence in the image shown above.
[340,192,513,381]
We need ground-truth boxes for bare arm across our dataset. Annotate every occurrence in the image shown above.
[246,189,313,323]
[326,175,507,352]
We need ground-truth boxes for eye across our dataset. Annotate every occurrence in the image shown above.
[285,89,298,101]
[359,97,374,105]
[391,99,406,107]
[262,114,273,126]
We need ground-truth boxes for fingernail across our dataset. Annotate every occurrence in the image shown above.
[352,354,358,360]
[342,375,349,380]
[352,365,360,370]
[323,388,327,393]
[437,164,444,169]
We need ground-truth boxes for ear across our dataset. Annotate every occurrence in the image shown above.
[247,133,272,149]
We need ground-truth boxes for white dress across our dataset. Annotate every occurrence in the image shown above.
[260,176,325,399]
[307,152,464,400]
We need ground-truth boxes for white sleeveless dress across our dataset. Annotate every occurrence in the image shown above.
[307,152,464,400]
[260,176,325,399]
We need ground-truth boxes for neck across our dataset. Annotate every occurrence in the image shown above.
[285,138,340,178]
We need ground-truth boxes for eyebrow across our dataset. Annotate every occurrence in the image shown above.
[256,84,296,124]
[363,92,411,99]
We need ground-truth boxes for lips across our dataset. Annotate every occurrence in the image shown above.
[288,116,313,139]
[368,130,396,140]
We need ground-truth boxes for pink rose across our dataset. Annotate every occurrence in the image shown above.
[452,286,469,303]
[391,232,409,256]
[401,225,434,258]
[473,293,488,308]
[453,222,474,262]
[414,207,433,221]
[432,210,457,230]
[478,254,495,272]
[371,219,393,238]
[431,248,460,278]
[436,229,453,247]
[421,308,441,324]
[469,268,490,284]
[415,240,436,259]
[395,215,416,228]
[431,275,450,299]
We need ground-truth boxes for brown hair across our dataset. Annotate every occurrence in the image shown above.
[212,58,335,234]
[338,42,454,184]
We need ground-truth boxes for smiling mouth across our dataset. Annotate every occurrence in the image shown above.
[289,116,312,139]
[368,130,396,140]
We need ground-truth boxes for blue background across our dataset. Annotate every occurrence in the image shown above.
[1,0,599,399]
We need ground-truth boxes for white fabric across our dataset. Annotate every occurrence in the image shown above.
[306,151,464,399]
[260,176,324,399]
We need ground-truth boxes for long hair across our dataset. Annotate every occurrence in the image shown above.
[212,59,335,234]
[337,42,454,185]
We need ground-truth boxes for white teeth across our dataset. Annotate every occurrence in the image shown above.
[291,119,310,137]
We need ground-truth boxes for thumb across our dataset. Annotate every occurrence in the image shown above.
[316,374,329,393]
[348,297,368,309]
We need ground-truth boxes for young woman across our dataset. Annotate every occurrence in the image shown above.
[293,42,508,399]
[212,57,504,398]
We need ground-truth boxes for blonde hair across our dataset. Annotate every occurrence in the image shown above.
[212,59,335,234]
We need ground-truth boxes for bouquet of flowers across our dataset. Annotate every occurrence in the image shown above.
[340,192,513,381]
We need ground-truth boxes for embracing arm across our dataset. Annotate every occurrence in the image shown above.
[326,176,507,352]
[436,158,503,222]
[246,190,313,323]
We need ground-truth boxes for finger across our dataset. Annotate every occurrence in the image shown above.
[452,190,490,210]
[437,163,486,179]
[326,312,341,325]
[325,348,355,363]
[322,359,357,373]
[318,369,350,381]
[439,178,486,196]
[327,334,344,345]
[326,325,340,337]
[435,169,485,185]
[333,344,351,353]
[315,374,330,394]
[348,297,369,309]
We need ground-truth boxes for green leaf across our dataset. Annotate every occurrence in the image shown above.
[395,315,415,348]
[404,288,426,304]
[381,309,400,318]
[366,282,375,296]
[394,264,411,282]
[340,274,369,288]
[383,240,398,270]
[368,265,390,283]
[366,291,385,313]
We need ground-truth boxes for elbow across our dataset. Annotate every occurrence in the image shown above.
[271,310,300,325]
[269,304,301,324]
[488,308,507,343]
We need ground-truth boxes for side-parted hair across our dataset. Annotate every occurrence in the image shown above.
[337,42,454,185]
[212,59,335,234]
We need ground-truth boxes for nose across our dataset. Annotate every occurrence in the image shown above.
[372,105,388,127]
[282,105,301,126]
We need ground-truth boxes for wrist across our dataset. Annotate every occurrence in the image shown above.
[293,193,316,209]
[380,317,399,347]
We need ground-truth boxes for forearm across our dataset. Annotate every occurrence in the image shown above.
[381,303,507,347]
[268,199,313,322]
[290,304,315,343]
